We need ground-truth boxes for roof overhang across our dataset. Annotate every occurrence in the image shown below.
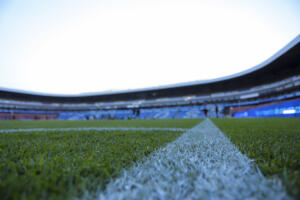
[0,34,300,103]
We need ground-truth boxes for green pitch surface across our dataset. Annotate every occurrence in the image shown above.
[213,118,300,199]
[0,118,201,129]
[0,119,202,200]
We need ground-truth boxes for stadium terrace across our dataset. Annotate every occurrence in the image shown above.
[0,35,299,120]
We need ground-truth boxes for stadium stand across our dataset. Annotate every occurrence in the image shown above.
[233,98,300,118]
[0,35,299,120]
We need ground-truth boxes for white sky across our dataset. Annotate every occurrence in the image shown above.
[0,0,299,95]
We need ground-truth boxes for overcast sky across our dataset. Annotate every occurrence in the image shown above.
[0,0,299,95]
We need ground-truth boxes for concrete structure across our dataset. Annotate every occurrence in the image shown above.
[0,35,299,119]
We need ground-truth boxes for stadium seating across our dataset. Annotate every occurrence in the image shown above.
[0,75,299,120]
[233,98,300,117]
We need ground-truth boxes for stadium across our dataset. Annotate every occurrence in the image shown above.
[1,35,300,120]
[0,35,299,200]
[0,1,300,200]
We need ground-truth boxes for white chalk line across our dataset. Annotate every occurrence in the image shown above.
[93,119,290,200]
[0,127,188,133]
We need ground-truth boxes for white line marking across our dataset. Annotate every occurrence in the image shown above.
[96,119,290,200]
[0,127,188,133]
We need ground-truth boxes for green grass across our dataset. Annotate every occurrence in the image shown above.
[0,119,202,130]
[0,130,182,200]
[212,118,300,199]
[0,119,202,200]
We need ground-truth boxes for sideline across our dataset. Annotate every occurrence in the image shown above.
[0,127,188,133]
[96,119,290,200]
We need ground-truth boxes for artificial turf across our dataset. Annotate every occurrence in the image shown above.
[0,118,202,129]
[212,118,300,199]
[0,119,202,200]
[0,130,184,200]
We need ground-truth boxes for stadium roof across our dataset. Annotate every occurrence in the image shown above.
[1,35,300,103]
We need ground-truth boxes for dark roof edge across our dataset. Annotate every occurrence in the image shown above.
[0,34,299,98]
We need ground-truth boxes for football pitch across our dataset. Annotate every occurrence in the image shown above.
[0,118,299,199]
